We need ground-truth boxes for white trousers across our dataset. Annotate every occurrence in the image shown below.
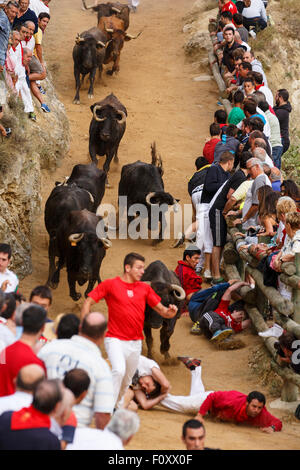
[104,337,142,408]
[131,0,140,7]
[16,77,34,113]
[160,366,213,414]
[196,203,213,254]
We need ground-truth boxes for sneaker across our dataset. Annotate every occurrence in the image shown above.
[190,321,202,335]
[203,269,212,280]
[172,232,185,248]
[258,323,283,338]
[177,356,201,370]
[41,103,50,113]
[210,329,232,343]
[28,112,37,122]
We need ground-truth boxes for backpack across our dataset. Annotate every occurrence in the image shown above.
[195,288,226,322]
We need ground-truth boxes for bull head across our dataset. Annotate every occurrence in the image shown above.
[170,284,186,301]
[92,105,127,124]
[124,31,143,41]
[111,6,121,13]
[69,233,84,246]
[99,237,112,249]
[97,40,106,48]
[145,192,179,208]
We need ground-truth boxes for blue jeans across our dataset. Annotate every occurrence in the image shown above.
[272,146,283,169]
[188,283,229,323]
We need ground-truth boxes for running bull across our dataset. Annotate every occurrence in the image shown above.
[72,27,107,104]
[89,93,127,186]
[142,260,186,360]
[81,0,130,31]
[118,143,180,242]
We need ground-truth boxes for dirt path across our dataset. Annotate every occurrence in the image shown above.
[20,0,299,450]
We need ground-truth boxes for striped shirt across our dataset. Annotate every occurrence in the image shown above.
[38,335,114,427]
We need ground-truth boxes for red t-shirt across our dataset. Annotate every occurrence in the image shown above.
[0,341,47,397]
[202,138,221,164]
[199,390,282,431]
[215,299,242,332]
[88,277,161,341]
[221,1,237,15]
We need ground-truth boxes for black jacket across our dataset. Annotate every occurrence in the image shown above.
[273,102,292,142]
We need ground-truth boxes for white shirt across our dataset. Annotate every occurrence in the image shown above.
[137,355,159,377]
[38,335,114,427]
[29,0,50,16]
[66,428,123,451]
[0,322,16,352]
[0,391,32,416]
[21,37,35,53]
[259,86,274,108]
[0,269,19,294]
[242,0,267,23]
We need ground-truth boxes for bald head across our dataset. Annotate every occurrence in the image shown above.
[16,364,45,393]
[254,138,267,150]
[80,312,107,340]
[32,379,63,415]
[252,147,267,162]
[54,386,75,426]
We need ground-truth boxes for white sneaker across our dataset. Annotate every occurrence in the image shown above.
[258,324,283,338]
[203,269,212,280]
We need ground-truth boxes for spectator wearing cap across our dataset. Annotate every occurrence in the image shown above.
[0,304,47,397]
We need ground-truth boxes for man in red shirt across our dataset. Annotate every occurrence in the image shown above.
[220,0,237,16]
[197,390,282,432]
[0,304,47,397]
[175,246,202,301]
[203,123,221,164]
[81,252,178,408]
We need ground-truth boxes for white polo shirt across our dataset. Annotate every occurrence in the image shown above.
[38,335,114,427]
[0,269,19,294]
[66,428,123,451]
[0,391,32,416]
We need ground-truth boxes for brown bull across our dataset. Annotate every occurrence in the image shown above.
[81,1,130,31]
[98,15,141,75]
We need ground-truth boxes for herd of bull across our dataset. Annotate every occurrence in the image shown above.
[44,2,183,358]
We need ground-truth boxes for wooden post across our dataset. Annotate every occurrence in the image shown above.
[293,252,300,323]
[270,360,300,402]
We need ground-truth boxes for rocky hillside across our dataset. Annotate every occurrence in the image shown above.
[0,72,69,279]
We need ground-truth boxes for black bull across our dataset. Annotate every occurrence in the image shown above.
[142,261,186,360]
[89,93,127,185]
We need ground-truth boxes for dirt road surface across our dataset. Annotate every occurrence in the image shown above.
[20,0,299,450]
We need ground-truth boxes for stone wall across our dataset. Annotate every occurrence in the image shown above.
[0,71,69,279]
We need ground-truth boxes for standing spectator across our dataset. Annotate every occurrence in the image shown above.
[13,0,38,33]
[0,364,45,415]
[202,123,221,164]
[29,0,50,17]
[0,243,19,294]
[259,100,283,168]
[0,304,47,397]
[274,89,292,156]
[0,1,19,74]
[38,312,114,430]
[209,152,250,282]
[182,419,207,450]
[0,379,62,450]
[80,253,178,409]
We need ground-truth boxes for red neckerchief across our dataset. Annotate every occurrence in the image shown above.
[11,405,51,431]
[255,83,264,91]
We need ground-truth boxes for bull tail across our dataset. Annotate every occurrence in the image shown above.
[151,142,163,176]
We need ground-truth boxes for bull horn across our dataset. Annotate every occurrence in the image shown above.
[105,27,114,33]
[81,0,95,10]
[76,35,85,44]
[173,198,180,213]
[170,284,186,301]
[116,110,127,124]
[93,105,106,122]
[145,192,158,206]
[100,237,112,249]
[68,233,84,244]
[97,40,106,47]
[125,31,143,40]
[111,6,121,13]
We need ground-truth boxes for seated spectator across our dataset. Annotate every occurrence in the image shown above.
[11,43,36,121]
[0,304,47,397]
[257,186,280,237]
[222,27,242,74]
[21,19,35,51]
[0,364,45,415]
[13,0,38,33]
[174,246,202,301]
[252,145,274,168]
[0,243,19,294]
[243,76,256,99]
[280,180,300,210]
[238,60,252,90]
[241,0,267,32]
[199,281,251,342]
[220,0,237,16]
[34,11,50,67]
[5,32,18,92]
[234,30,250,52]
[243,50,268,86]
[269,167,282,192]
[214,10,236,46]
[203,123,221,164]
[23,46,50,113]
[213,124,240,164]
[224,48,245,94]
[228,90,245,125]
[0,1,19,75]
[251,71,273,107]
[233,12,249,42]
[258,100,282,168]
[0,379,62,450]
[214,109,228,134]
